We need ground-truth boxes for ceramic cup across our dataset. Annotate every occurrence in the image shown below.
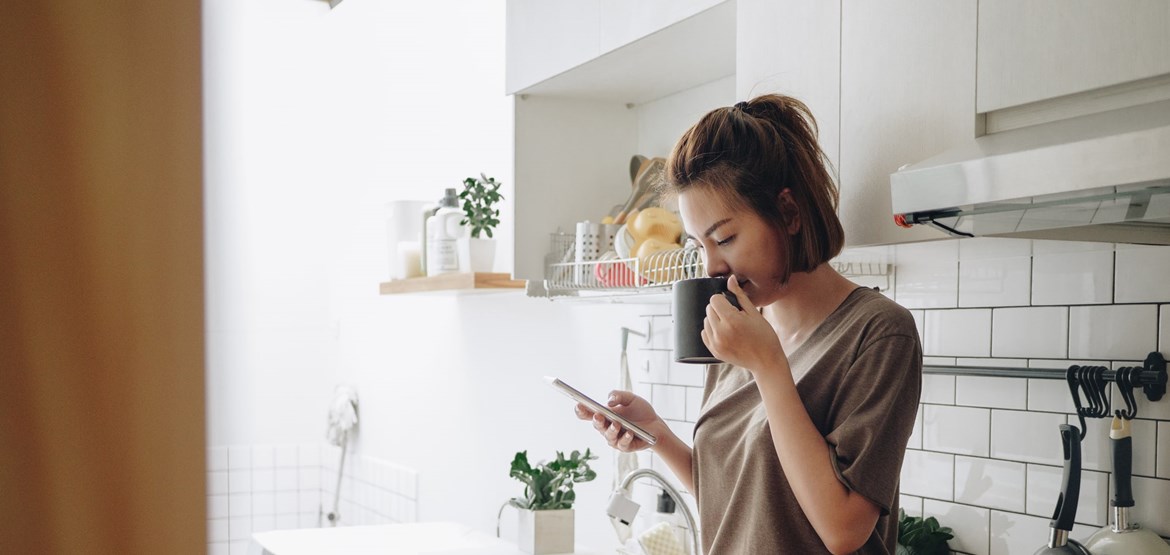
[672,277,742,364]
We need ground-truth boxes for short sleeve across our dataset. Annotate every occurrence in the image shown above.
[824,333,922,515]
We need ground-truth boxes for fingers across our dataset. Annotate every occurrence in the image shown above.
[727,274,754,311]
[574,403,595,420]
[593,414,638,451]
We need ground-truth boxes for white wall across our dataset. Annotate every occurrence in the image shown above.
[204,1,656,552]
[204,0,515,446]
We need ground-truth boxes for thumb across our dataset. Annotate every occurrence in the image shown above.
[607,390,635,407]
[727,275,754,312]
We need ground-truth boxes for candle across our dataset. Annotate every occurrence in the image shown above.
[396,241,422,279]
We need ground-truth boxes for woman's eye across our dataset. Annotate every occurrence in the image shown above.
[715,236,735,246]
[685,237,702,250]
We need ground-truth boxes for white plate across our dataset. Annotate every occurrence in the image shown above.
[614,225,636,259]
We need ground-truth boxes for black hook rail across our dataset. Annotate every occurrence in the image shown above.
[922,352,1167,438]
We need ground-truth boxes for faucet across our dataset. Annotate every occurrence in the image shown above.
[606,468,700,554]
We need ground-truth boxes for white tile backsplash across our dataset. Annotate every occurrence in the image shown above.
[959,238,1032,308]
[229,445,252,470]
[1025,378,1076,414]
[667,360,705,387]
[989,510,1051,555]
[921,374,956,405]
[992,307,1068,359]
[1161,306,1169,354]
[1069,304,1158,360]
[894,241,959,308]
[990,410,1068,465]
[1131,476,1170,537]
[925,499,990,555]
[1031,240,1114,305]
[1025,464,1109,527]
[652,384,687,421]
[1115,244,1170,303]
[1076,416,1158,477]
[1160,422,1170,479]
[907,406,923,449]
[954,456,1025,512]
[925,309,992,357]
[954,376,1027,410]
[900,494,923,517]
[923,405,991,457]
[685,386,703,422]
[900,449,955,500]
[208,444,419,550]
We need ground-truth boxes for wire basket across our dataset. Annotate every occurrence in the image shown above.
[545,246,704,292]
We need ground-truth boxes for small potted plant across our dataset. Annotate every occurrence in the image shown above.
[508,449,597,555]
[896,509,954,555]
[457,173,504,272]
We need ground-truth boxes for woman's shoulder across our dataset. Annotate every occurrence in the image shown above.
[838,287,918,340]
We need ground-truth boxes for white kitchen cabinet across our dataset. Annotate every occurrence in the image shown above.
[509,2,736,282]
[505,0,600,96]
[598,0,724,54]
[838,0,977,247]
[506,0,728,97]
[736,0,842,180]
[977,0,1170,113]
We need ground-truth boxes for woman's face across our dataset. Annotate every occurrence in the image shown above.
[678,186,789,306]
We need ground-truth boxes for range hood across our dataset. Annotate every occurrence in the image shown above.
[890,99,1170,245]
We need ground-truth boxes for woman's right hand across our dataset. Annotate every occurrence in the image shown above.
[574,390,662,452]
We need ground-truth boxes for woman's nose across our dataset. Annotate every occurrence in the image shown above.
[703,250,729,278]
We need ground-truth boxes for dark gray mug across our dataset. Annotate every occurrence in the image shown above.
[672,277,742,364]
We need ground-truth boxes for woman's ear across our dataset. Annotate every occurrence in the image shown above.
[778,188,801,235]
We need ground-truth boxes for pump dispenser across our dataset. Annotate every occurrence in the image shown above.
[425,188,465,275]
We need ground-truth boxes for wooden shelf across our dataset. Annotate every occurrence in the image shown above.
[379,273,526,295]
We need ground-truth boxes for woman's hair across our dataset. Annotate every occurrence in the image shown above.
[663,94,844,281]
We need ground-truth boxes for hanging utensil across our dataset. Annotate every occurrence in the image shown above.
[629,154,648,183]
[614,157,665,225]
[1084,409,1170,553]
[606,155,653,222]
[1034,424,1091,555]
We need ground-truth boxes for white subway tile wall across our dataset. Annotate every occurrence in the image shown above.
[207,444,418,554]
[630,239,1169,554]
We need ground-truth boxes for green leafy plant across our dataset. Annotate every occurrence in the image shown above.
[508,449,598,510]
[897,509,954,555]
[459,173,504,239]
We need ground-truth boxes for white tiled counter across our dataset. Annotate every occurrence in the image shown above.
[249,521,608,555]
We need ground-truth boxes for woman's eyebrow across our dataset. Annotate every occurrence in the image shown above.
[684,218,733,241]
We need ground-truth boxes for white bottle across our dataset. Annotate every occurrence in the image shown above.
[425,188,465,276]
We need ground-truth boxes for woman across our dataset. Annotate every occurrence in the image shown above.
[576,94,922,554]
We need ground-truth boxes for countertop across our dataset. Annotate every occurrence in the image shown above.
[249,521,608,555]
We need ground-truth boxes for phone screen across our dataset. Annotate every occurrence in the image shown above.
[545,376,657,445]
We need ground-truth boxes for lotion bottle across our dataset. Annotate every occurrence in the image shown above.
[425,188,465,275]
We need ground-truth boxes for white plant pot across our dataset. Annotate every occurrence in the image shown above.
[517,508,574,555]
[458,237,496,273]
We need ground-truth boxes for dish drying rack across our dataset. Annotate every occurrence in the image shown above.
[528,238,892,301]
[538,246,706,299]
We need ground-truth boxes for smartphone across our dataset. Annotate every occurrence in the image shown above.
[545,376,657,446]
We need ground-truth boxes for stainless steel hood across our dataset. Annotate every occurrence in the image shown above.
[890,99,1170,245]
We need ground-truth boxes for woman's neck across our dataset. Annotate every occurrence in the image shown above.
[761,264,858,351]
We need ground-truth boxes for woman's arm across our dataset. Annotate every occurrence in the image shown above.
[577,391,696,491]
[753,366,879,555]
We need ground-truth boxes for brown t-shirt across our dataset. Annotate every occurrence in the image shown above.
[692,287,922,554]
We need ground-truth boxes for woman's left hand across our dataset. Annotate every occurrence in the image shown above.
[701,275,785,372]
